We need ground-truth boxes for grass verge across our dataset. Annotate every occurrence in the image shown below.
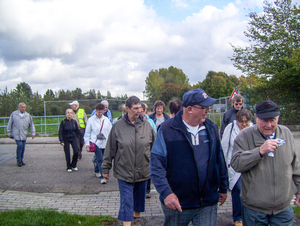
[0,208,117,226]
[294,206,300,219]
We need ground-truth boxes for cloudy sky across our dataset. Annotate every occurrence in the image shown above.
[0,0,299,99]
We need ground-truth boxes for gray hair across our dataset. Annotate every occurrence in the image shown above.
[65,108,73,114]
[101,100,109,105]
[18,102,26,107]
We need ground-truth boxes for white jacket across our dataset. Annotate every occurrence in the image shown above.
[84,115,112,149]
[7,110,35,140]
[221,120,253,190]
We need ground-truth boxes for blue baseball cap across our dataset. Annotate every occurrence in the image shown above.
[182,88,217,107]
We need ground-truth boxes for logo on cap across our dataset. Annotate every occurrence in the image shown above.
[203,93,208,99]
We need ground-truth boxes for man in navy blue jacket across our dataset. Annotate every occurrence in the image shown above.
[150,88,228,226]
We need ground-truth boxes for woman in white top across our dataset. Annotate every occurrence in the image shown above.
[221,109,254,226]
[84,103,112,184]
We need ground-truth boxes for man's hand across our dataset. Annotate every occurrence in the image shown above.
[294,195,300,206]
[219,193,227,206]
[32,135,35,139]
[259,139,279,155]
[60,143,64,146]
[103,174,110,179]
[164,193,182,212]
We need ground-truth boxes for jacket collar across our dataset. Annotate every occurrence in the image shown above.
[124,113,144,124]
[170,110,214,135]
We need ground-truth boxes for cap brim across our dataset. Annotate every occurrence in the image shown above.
[200,97,218,107]
[256,111,280,119]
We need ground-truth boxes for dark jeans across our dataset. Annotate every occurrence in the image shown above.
[117,179,147,222]
[232,177,242,222]
[242,205,294,226]
[15,140,26,162]
[77,128,85,158]
[146,178,151,193]
[63,139,78,169]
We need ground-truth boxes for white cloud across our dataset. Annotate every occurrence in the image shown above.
[172,0,189,8]
[0,0,254,99]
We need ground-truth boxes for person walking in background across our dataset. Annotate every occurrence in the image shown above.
[168,100,183,118]
[91,100,113,125]
[69,100,87,160]
[7,102,35,167]
[221,109,253,226]
[140,103,157,199]
[59,109,83,173]
[150,88,228,226]
[149,100,170,128]
[141,103,156,133]
[220,94,255,139]
[231,100,300,225]
[84,103,112,184]
[102,96,156,226]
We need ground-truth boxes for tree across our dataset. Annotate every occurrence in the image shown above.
[44,89,55,101]
[145,66,190,102]
[231,0,300,89]
[14,82,32,101]
[231,0,300,124]
[158,83,181,104]
[199,71,236,98]
[72,87,84,100]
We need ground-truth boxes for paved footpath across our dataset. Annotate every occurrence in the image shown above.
[1,133,300,225]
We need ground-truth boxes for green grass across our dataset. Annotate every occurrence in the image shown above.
[294,206,300,219]
[0,208,116,226]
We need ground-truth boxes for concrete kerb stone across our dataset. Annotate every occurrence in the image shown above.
[0,188,232,217]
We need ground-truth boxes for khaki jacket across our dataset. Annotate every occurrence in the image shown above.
[231,124,300,214]
[102,114,156,183]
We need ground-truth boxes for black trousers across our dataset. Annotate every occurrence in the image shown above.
[63,139,78,169]
[77,128,85,158]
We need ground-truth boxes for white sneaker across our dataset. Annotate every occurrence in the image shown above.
[72,167,78,171]
[100,178,107,184]
[94,172,101,178]
[67,169,72,173]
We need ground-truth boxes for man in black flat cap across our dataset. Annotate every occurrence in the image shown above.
[150,88,228,226]
[231,100,300,226]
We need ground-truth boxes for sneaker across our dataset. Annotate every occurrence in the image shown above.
[94,172,101,178]
[132,217,142,226]
[235,221,243,226]
[72,167,78,171]
[146,192,151,199]
[67,169,72,173]
[100,178,107,184]
[17,162,22,167]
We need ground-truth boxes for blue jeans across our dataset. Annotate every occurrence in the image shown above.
[117,179,147,222]
[231,177,242,222]
[162,203,217,226]
[242,205,294,226]
[94,146,104,179]
[15,140,26,162]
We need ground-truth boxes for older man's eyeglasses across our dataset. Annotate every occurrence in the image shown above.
[193,105,210,110]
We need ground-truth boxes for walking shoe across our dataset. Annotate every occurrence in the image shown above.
[100,178,107,184]
[21,161,26,165]
[94,172,101,178]
[132,217,142,226]
[146,192,151,199]
[67,169,72,173]
[234,221,243,226]
[72,167,78,171]
[17,162,22,167]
